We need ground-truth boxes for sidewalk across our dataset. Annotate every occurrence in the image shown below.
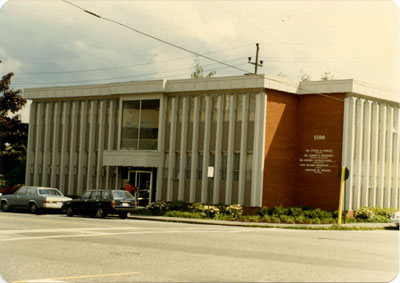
[128,215,398,229]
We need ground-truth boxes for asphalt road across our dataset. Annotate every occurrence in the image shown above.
[0,212,398,282]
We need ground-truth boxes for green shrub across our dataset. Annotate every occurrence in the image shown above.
[257,207,269,217]
[371,207,397,218]
[164,211,205,219]
[225,204,243,218]
[289,207,303,217]
[146,201,168,215]
[214,214,235,221]
[168,200,187,211]
[354,207,375,220]
[270,205,289,216]
[203,205,220,218]
[240,215,261,222]
[280,215,295,224]
[188,202,205,213]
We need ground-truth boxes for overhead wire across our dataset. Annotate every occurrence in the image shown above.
[60,0,252,75]
[14,61,249,87]
[16,43,255,75]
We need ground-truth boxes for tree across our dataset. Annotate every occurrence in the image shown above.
[191,59,216,79]
[0,60,28,187]
[320,71,334,81]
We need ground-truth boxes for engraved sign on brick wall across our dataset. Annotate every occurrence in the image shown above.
[299,135,337,174]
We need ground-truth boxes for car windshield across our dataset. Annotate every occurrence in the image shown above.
[38,189,63,196]
[112,190,134,200]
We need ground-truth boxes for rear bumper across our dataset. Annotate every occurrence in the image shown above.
[113,207,136,213]
[43,202,64,209]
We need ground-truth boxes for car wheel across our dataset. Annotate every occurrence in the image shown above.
[119,212,128,219]
[95,207,106,218]
[66,206,74,217]
[1,201,10,212]
[29,203,38,214]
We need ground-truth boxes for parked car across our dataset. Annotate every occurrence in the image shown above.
[62,190,137,219]
[390,211,400,227]
[0,186,72,213]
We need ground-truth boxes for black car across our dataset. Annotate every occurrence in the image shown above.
[63,190,137,219]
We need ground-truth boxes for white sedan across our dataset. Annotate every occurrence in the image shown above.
[0,186,71,213]
[390,211,400,227]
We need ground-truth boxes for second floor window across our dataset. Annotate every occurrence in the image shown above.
[121,99,160,150]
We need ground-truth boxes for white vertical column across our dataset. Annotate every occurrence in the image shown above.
[251,92,267,207]
[377,104,387,207]
[41,103,52,186]
[50,102,61,188]
[167,97,178,201]
[384,106,393,208]
[213,95,224,204]
[86,100,97,190]
[189,96,200,203]
[201,96,212,203]
[178,96,189,200]
[238,93,249,205]
[343,97,356,211]
[353,99,364,210]
[33,102,43,186]
[25,102,36,186]
[67,102,78,195]
[96,100,106,190]
[77,101,88,194]
[225,94,236,204]
[59,102,70,192]
[156,95,167,201]
[361,101,372,207]
[105,100,115,190]
[391,107,400,209]
[256,92,267,206]
[369,102,379,207]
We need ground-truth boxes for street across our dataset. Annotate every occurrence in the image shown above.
[0,212,398,282]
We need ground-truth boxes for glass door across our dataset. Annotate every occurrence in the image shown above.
[128,170,152,207]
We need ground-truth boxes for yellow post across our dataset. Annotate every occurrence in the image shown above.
[338,167,346,225]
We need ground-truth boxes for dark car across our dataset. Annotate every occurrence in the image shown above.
[63,190,137,219]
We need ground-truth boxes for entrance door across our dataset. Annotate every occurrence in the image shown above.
[128,171,152,207]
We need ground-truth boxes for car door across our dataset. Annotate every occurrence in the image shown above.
[88,191,102,215]
[13,187,29,207]
[75,191,92,215]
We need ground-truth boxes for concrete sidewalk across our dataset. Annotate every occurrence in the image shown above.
[128,215,398,229]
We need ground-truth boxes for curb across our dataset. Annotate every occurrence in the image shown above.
[128,215,398,230]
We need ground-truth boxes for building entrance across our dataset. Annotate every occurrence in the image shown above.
[128,170,152,207]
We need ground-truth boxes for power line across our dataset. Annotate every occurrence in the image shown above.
[60,0,251,75]
[16,44,255,75]
[14,62,249,87]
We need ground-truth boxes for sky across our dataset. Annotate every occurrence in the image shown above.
[0,0,399,123]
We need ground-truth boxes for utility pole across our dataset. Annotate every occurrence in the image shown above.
[248,43,263,74]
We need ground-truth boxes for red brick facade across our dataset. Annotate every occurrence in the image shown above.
[263,90,346,210]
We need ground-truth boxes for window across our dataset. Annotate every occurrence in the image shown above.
[221,152,228,180]
[197,152,203,180]
[16,187,28,195]
[90,191,101,200]
[233,152,240,181]
[81,191,91,200]
[173,153,180,179]
[186,153,192,179]
[121,99,160,150]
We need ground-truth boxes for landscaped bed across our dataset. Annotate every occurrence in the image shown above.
[132,201,397,225]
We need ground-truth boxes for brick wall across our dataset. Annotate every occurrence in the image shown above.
[262,90,346,211]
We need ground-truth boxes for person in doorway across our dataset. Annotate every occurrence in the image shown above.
[125,182,136,193]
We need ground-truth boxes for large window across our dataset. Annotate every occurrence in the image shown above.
[121,99,160,150]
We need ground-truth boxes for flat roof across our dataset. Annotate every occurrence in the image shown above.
[23,74,399,104]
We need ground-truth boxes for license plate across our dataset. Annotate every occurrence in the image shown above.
[122,203,129,207]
